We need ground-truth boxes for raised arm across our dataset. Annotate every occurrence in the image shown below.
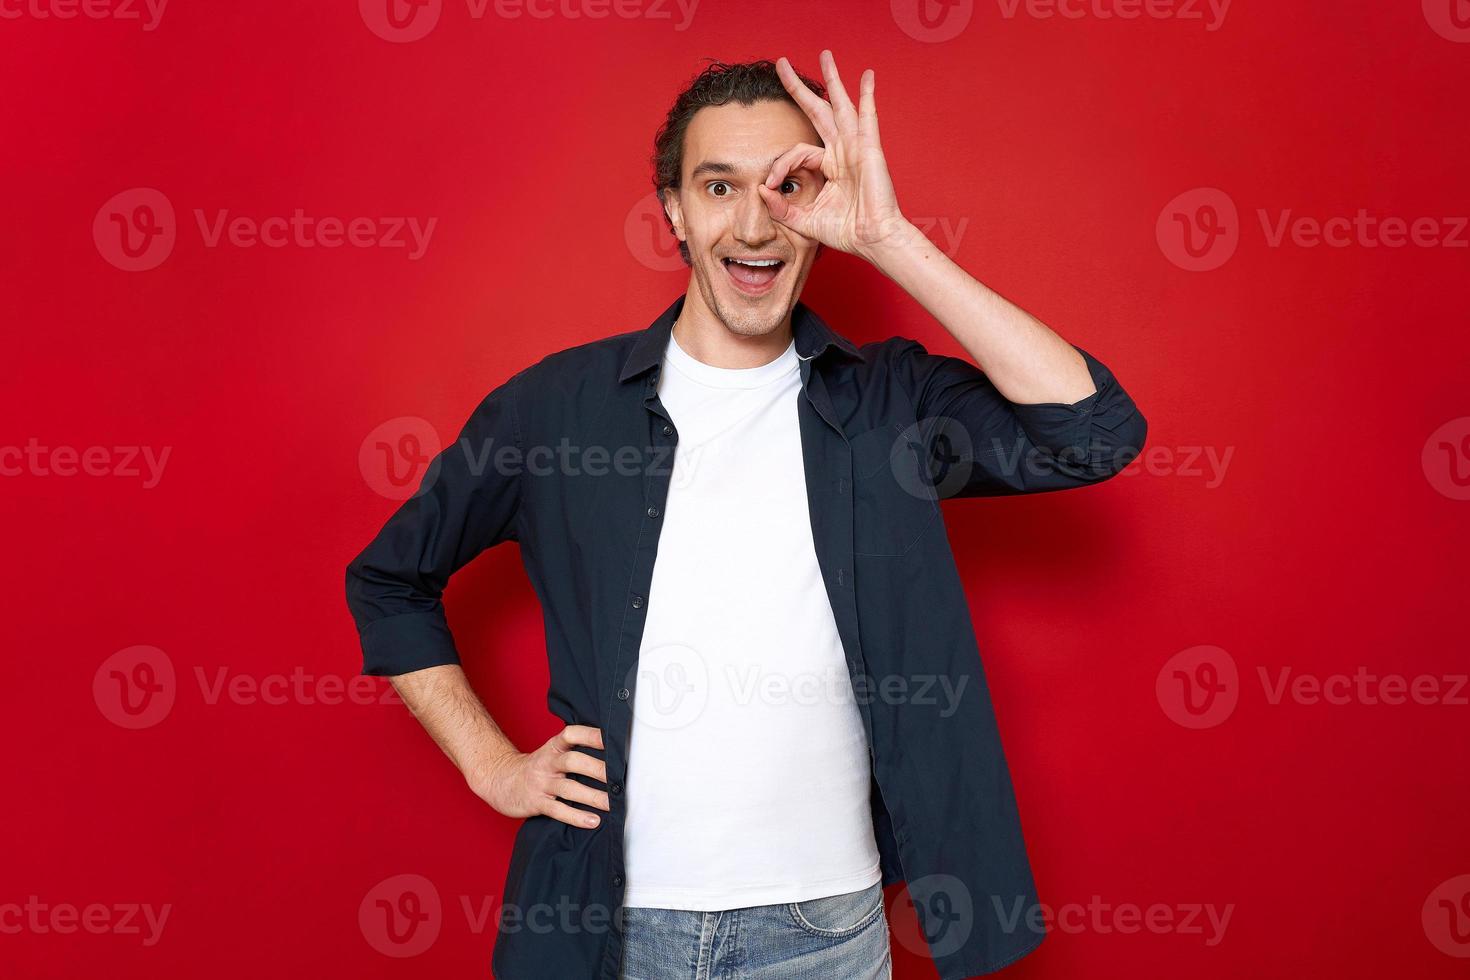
[887,337,1146,497]
[761,50,1146,494]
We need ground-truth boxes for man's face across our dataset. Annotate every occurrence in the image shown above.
[664,99,825,340]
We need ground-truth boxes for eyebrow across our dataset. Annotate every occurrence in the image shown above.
[687,158,776,181]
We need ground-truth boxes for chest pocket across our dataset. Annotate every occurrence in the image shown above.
[849,422,942,557]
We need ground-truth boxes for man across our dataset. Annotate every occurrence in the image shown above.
[346,52,1147,980]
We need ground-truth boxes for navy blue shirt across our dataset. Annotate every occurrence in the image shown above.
[345,294,1148,979]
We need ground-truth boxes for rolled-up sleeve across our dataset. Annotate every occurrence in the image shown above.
[892,338,1147,497]
[345,370,526,675]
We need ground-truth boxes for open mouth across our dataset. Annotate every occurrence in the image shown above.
[721,256,785,295]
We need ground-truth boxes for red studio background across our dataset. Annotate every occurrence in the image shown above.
[3,1,1467,977]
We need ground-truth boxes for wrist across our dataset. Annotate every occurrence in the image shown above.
[858,217,926,272]
[464,742,521,792]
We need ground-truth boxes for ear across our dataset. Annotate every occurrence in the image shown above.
[662,189,686,244]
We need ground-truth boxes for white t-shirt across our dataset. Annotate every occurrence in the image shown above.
[620,329,882,911]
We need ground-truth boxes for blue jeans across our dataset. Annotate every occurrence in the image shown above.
[618,880,892,980]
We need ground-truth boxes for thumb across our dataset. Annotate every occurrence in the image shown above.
[757,183,789,221]
[759,184,810,236]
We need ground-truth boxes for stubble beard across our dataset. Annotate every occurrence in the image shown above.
[692,255,794,341]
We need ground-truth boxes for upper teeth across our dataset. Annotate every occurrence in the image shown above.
[729,258,779,266]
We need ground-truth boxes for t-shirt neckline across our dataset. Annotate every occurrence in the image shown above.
[664,330,798,390]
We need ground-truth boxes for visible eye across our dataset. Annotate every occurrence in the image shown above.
[780,179,799,195]
[708,181,732,198]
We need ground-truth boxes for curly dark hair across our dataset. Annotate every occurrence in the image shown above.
[651,59,827,266]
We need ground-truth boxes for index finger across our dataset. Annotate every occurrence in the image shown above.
[556,724,604,751]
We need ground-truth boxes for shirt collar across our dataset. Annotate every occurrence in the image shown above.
[618,293,864,383]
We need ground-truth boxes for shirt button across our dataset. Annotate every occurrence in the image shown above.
[662,424,673,436]
[609,781,623,795]
[616,687,631,701]
[612,874,624,888]
[646,506,660,519]
[631,595,645,609]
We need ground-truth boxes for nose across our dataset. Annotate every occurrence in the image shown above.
[732,185,778,249]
